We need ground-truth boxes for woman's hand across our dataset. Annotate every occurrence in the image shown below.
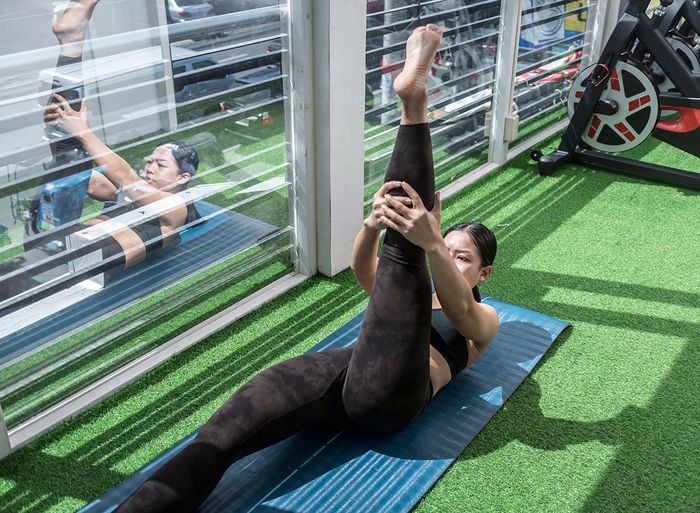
[379,181,442,251]
[44,93,90,137]
[364,180,413,232]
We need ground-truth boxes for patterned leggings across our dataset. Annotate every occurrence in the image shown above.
[115,123,436,512]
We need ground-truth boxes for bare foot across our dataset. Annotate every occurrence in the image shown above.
[52,0,100,57]
[393,24,443,113]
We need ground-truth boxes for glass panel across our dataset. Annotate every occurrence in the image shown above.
[512,0,596,146]
[364,0,501,213]
[0,0,293,428]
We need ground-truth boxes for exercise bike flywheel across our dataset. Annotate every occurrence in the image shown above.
[651,36,700,93]
[567,61,660,153]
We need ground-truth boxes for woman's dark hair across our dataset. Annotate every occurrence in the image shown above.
[444,221,497,267]
[157,140,199,176]
[444,222,497,303]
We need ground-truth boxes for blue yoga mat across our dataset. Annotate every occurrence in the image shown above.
[80,298,569,513]
[0,202,279,365]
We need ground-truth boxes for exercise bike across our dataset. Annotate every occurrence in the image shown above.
[531,0,700,190]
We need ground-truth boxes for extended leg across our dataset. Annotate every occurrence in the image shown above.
[51,0,101,58]
[115,348,353,513]
[26,1,99,249]
[46,0,98,150]
[343,26,442,432]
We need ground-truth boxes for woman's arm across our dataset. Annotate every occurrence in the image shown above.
[47,95,139,191]
[48,94,187,231]
[427,241,499,349]
[351,180,412,293]
[87,170,118,201]
[380,182,499,348]
[350,224,380,294]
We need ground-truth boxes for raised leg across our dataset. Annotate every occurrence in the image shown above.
[26,1,100,249]
[392,25,442,126]
[342,25,442,432]
[52,0,101,58]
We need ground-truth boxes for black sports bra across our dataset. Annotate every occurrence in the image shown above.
[430,309,468,378]
[429,285,481,378]
[101,201,201,253]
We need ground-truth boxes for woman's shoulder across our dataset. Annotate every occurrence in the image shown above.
[474,302,499,348]
[441,300,499,352]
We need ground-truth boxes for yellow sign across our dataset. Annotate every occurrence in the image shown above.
[566,1,588,34]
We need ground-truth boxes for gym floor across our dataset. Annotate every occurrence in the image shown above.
[0,132,698,512]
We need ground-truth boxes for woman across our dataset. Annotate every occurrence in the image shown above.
[0,133,201,307]
[42,0,201,270]
[47,97,201,267]
[0,111,201,306]
[114,24,499,512]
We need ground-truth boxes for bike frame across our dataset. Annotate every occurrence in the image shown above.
[537,6,700,190]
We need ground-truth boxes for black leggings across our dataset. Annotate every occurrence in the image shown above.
[115,124,436,513]
[46,54,90,170]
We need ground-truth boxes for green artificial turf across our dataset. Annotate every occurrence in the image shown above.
[0,133,698,513]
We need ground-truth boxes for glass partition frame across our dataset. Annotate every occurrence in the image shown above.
[0,0,318,456]
[363,0,607,205]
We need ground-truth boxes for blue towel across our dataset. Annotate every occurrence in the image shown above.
[80,298,569,513]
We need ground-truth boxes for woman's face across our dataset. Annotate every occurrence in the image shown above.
[443,230,492,288]
[142,146,190,192]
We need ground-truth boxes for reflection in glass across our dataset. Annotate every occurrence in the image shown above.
[513,0,591,144]
[0,0,292,429]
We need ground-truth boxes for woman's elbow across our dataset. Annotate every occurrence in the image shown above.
[351,268,374,294]
[86,184,99,199]
[86,172,103,197]
[349,261,362,284]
